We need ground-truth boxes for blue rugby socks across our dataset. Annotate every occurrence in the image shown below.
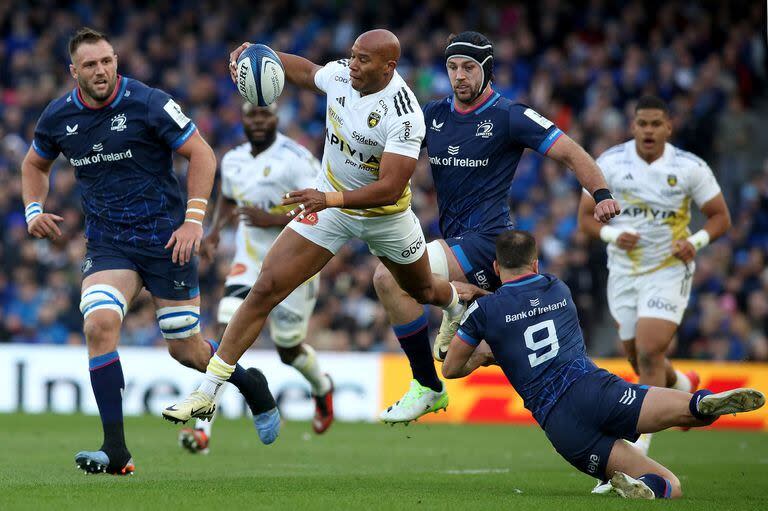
[393,310,442,392]
[637,474,673,499]
[89,351,129,458]
[689,389,717,424]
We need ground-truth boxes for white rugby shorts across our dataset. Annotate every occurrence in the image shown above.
[607,262,694,341]
[286,207,426,265]
[219,263,319,348]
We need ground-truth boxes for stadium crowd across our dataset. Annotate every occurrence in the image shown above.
[0,0,766,360]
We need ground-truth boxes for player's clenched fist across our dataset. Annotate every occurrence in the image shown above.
[671,239,696,263]
[229,42,252,83]
[616,231,640,251]
[593,198,621,223]
[27,213,64,240]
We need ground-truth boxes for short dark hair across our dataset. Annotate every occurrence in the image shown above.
[635,95,669,115]
[68,27,110,59]
[495,230,538,270]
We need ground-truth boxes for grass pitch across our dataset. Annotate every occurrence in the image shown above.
[1,413,767,510]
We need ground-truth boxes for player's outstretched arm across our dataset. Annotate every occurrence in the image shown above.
[166,131,216,265]
[672,193,731,263]
[442,337,495,379]
[578,191,639,251]
[547,134,620,223]
[21,146,63,240]
[283,152,415,218]
[228,43,322,94]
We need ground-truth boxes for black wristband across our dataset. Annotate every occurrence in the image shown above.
[592,188,613,204]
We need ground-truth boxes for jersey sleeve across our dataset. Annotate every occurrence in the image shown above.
[687,160,721,207]
[146,89,197,150]
[383,97,425,159]
[219,152,235,199]
[508,104,564,155]
[456,300,487,347]
[31,103,61,160]
[313,59,349,94]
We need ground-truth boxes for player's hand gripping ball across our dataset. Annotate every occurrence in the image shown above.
[235,44,285,106]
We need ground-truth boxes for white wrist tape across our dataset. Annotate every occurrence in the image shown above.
[25,202,43,224]
[599,225,622,244]
[687,229,710,250]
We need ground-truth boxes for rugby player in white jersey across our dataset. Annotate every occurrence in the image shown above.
[579,96,731,464]
[178,102,334,453]
[164,29,469,423]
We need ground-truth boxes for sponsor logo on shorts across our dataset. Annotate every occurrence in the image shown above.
[587,454,600,474]
[474,270,490,290]
[296,212,319,226]
[647,296,678,313]
[619,388,637,405]
[228,263,247,277]
[81,258,93,274]
[401,237,424,259]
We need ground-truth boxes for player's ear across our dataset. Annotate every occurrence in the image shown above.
[69,63,77,79]
[532,259,539,273]
[493,260,499,276]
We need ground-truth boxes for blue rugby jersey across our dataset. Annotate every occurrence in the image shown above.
[457,273,598,425]
[32,76,197,246]
[423,93,563,238]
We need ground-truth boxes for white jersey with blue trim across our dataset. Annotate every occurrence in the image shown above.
[221,133,320,269]
[594,141,721,275]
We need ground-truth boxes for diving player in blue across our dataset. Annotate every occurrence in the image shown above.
[21,28,279,475]
[377,31,621,424]
[442,230,765,499]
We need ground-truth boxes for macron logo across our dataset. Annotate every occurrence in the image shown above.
[66,124,78,136]
[447,145,460,155]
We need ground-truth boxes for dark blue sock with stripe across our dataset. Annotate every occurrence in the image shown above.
[689,389,717,424]
[89,351,128,453]
[393,310,442,392]
[205,339,273,414]
[638,473,673,499]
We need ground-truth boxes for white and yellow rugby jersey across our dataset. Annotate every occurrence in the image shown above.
[221,133,320,266]
[594,140,721,276]
[313,59,426,216]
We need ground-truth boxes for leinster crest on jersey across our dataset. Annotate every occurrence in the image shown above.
[667,174,677,186]
[367,111,381,128]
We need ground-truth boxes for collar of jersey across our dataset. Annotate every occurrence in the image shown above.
[502,273,544,287]
[72,75,128,111]
[449,90,500,116]
[630,140,672,167]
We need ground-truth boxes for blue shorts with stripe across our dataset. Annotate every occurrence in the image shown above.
[542,369,649,481]
[83,239,199,301]
[446,232,501,291]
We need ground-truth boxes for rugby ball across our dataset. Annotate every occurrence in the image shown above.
[236,44,285,106]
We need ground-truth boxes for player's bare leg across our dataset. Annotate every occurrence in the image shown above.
[375,240,467,422]
[627,318,696,453]
[605,438,681,499]
[603,385,764,499]
[164,228,333,423]
[277,344,334,433]
[76,269,142,475]
[376,247,465,423]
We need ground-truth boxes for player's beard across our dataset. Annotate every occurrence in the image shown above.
[79,74,117,102]
[248,129,277,153]
[453,81,482,105]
